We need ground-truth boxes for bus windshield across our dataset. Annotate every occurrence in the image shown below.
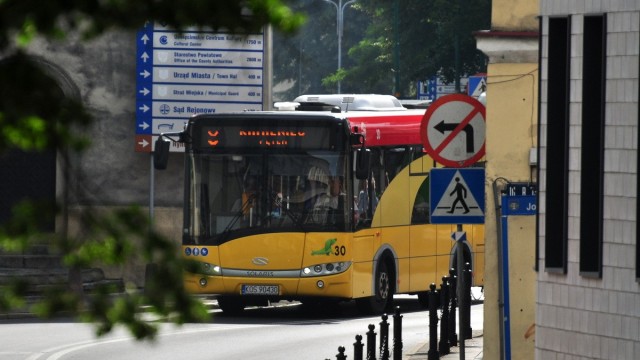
[184,150,350,245]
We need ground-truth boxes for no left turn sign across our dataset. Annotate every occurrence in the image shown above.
[420,93,486,167]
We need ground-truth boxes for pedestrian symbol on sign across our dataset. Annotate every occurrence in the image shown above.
[433,171,482,216]
[447,177,470,214]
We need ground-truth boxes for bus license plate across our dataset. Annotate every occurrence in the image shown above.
[241,285,279,295]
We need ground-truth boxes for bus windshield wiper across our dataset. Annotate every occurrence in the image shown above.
[219,194,257,239]
[281,206,307,232]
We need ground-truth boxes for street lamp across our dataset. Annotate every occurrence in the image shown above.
[322,0,356,94]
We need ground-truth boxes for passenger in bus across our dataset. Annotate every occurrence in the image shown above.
[353,196,360,224]
[327,176,344,209]
[309,176,343,209]
[231,176,257,217]
[358,178,379,219]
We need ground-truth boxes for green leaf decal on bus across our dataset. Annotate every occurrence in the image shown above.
[311,238,337,256]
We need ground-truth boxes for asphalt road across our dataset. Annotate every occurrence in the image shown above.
[0,294,484,360]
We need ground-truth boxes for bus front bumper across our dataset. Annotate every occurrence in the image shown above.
[184,269,352,299]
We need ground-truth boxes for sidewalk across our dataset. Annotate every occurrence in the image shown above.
[407,330,483,359]
[406,287,484,360]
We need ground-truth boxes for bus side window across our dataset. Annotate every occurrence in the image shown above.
[411,177,430,224]
[384,146,412,183]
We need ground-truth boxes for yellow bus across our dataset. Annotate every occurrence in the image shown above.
[155,94,484,314]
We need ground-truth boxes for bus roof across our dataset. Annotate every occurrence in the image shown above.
[190,94,427,148]
[292,94,406,112]
[283,94,427,147]
[342,110,426,147]
[259,109,427,147]
[190,109,427,148]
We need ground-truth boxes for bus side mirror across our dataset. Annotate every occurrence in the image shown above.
[350,133,365,146]
[355,148,370,180]
[154,136,171,170]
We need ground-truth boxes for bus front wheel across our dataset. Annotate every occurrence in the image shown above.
[356,260,393,314]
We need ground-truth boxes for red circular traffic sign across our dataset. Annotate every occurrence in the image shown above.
[420,94,486,167]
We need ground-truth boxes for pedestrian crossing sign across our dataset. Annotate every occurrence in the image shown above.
[429,168,485,224]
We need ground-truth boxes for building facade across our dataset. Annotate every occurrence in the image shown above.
[537,1,640,358]
[4,31,186,286]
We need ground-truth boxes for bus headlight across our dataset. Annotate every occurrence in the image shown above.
[301,261,351,277]
[188,261,222,276]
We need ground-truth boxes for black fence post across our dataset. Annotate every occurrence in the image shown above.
[366,324,376,360]
[439,276,450,356]
[380,314,390,360]
[392,306,403,360]
[427,283,439,360]
[448,267,458,347]
[336,346,347,360]
[463,262,473,339]
[354,334,364,360]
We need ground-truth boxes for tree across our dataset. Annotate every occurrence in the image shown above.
[272,0,371,100]
[329,0,490,97]
[271,0,490,99]
[0,0,304,340]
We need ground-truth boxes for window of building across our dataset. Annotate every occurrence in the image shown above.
[579,15,606,277]
[544,17,571,272]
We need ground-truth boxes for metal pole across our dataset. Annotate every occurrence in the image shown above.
[322,0,355,94]
[439,276,450,355]
[392,306,403,360]
[263,25,273,110]
[493,179,506,360]
[427,283,439,360]
[150,153,155,222]
[456,224,466,360]
[393,0,400,96]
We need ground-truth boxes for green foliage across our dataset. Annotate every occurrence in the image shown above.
[0,0,303,341]
[0,52,92,152]
[0,0,305,49]
[0,205,209,340]
[272,0,490,98]
[339,0,491,97]
[272,0,370,99]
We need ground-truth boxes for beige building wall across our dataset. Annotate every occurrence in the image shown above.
[477,0,539,358]
[492,1,539,31]
[483,61,539,360]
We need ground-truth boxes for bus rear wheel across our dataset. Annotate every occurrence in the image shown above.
[356,260,393,314]
[217,296,245,314]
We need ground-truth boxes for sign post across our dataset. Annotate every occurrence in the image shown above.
[499,183,537,359]
[456,225,466,360]
[422,94,486,360]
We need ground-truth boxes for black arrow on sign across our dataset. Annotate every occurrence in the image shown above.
[434,120,474,153]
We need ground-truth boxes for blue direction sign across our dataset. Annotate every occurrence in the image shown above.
[429,168,485,224]
[135,22,265,152]
[418,76,469,101]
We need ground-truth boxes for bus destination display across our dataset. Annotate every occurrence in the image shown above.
[200,125,337,150]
